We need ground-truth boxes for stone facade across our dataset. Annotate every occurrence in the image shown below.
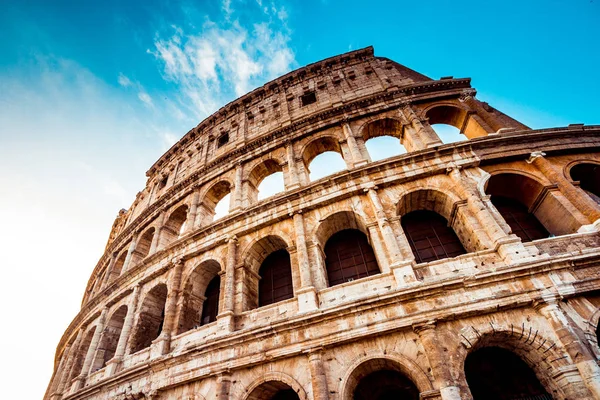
[45,47,600,400]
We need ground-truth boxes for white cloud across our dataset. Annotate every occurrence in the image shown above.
[150,7,296,121]
[118,72,133,87]
[138,91,154,107]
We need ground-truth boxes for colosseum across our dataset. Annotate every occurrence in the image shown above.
[45,46,600,400]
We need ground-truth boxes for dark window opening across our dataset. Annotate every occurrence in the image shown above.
[217,132,229,148]
[571,163,600,204]
[258,249,294,307]
[465,347,552,400]
[354,369,419,400]
[301,91,317,107]
[324,229,380,286]
[491,196,549,242]
[201,276,220,326]
[271,389,300,400]
[402,210,466,264]
[158,175,168,189]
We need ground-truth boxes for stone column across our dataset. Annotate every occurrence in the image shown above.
[308,350,329,400]
[73,308,108,390]
[54,329,83,398]
[414,322,462,400]
[218,236,237,332]
[105,284,141,375]
[536,297,600,398]
[156,258,184,355]
[230,163,244,213]
[366,188,417,285]
[185,189,200,233]
[528,151,600,224]
[121,233,139,273]
[149,212,165,254]
[293,212,318,312]
[342,122,368,168]
[400,105,443,150]
[217,372,232,400]
[285,141,301,190]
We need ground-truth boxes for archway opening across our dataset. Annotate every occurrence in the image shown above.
[201,275,220,326]
[249,159,285,201]
[258,249,294,307]
[309,151,346,181]
[161,205,189,247]
[490,196,549,242]
[201,181,232,224]
[354,369,419,400]
[69,327,96,380]
[324,229,380,286]
[570,163,600,204]
[108,251,127,283]
[431,124,465,144]
[465,346,551,400]
[485,173,564,238]
[362,118,407,160]
[92,305,127,371]
[258,172,285,200]
[132,227,155,265]
[246,381,300,400]
[130,284,168,353]
[303,137,347,181]
[365,136,407,161]
[402,210,467,263]
[177,260,221,334]
[427,104,488,139]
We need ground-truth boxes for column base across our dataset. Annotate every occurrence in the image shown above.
[494,234,542,264]
[151,334,171,357]
[217,311,235,332]
[390,260,419,287]
[439,386,462,400]
[353,160,369,168]
[578,218,600,233]
[71,376,85,393]
[297,286,319,313]
[104,356,122,376]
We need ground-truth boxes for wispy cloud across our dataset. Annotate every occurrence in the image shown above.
[150,2,296,121]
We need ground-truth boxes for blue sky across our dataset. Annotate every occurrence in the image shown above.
[0,1,598,398]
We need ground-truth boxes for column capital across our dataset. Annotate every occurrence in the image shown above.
[526,151,547,164]
[412,320,437,335]
[227,234,238,244]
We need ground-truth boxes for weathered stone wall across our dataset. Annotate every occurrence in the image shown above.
[46,47,600,400]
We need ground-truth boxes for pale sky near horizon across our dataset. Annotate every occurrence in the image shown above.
[0,1,598,398]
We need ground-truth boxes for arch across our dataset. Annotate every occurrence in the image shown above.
[314,210,369,249]
[108,250,128,283]
[340,355,433,400]
[247,159,285,202]
[458,325,573,399]
[258,249,294,307]
[130,227,155,266]
[242,235,293,310]
[485,172,567,237]
[489,196,549,242]
[324,229,380,286]
[396,188,460,222]
[401,210,467,263]
[91,305,127,371]
[425,104,488,139]
[301,136,347,181]
[130,283,168,353]
[569,162,600,204]
[200,180,232,225]
[160,204,189,247]
[465,346,552,400]
[244,372,308,400]
[69,326,96,380]
[177,260,222,334]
